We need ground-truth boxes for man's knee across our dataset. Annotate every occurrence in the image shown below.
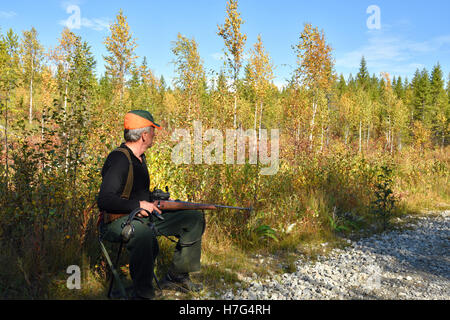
[127,220,158,248]
[185,210,205,234]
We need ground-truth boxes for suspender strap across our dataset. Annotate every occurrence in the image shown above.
[115,147,134,200]
[101,147,135,225]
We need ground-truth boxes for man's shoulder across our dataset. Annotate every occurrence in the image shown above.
[105,147,132,166]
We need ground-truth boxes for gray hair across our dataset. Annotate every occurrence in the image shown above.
[124,126,153,142]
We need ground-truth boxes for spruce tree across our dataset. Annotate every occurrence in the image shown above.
[356,56,370,89]
[430,63,449,147]
[337,73,347,96]
[447,73,450,105]
[394,76,404,100]
[411,68,432,122]
[430,63,446,106]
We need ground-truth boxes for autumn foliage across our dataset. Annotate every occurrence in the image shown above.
[0,1,448,298]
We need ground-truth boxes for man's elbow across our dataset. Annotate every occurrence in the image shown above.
[97,193,111,212]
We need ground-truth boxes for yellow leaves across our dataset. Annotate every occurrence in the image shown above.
[412,121,432,150]
[217,0,247,73]
[294,23,335,91]
[104,9,138,99]
[247,34,274,100]
[171,33,206,119]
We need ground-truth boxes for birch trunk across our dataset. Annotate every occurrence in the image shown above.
[233,91,237,129]
[29,60,33,124]
[309,102,317,150]
[359,121,362,153]
[253,102,258,154]
[254,102,257,131]
[344,126,349,146]
[41,109,44,140]
[64,84,69,172]
[4,95,8,188]
[390,130,394,154]
[320,125,324,152]
[258,101,263,141]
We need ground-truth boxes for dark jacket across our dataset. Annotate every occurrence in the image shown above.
[97,143,151,214]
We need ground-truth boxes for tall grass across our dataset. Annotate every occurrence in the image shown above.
[0,131,448,298]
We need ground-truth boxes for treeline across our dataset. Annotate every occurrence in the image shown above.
[0,12,448,159]
[0,0,448,299]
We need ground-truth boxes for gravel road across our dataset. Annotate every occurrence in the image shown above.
[218,211,449,300]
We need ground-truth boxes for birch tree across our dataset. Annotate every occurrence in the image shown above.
[293,23,335,150]
[20,27,43,124]
[217,0,247,128]
[104,9,138,103]
[172,33,206,121]
[0,29,21,187]
[247,35,274,137]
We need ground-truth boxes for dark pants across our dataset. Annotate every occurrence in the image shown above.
[99,210,205,299]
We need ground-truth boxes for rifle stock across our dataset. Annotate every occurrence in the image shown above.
[153,200,252,212]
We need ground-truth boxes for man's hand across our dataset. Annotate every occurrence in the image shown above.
[138,201,162,217]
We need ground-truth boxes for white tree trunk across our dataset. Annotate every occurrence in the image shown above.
[64,84,69,172]
[4,95,8,187]
[254,102,258,131]
[29,76,33,124]
[258,101,263,140]
[309,102,317,150]
[41,109,44,140]
[344,126,349,145]
[320,125,324,152]
[233,92,237,129]
[359,121,362,153]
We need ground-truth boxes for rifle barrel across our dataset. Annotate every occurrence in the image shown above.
[214,204,253,211]
[165,200,252,211]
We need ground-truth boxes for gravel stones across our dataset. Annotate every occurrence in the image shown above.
[218,211,449,300]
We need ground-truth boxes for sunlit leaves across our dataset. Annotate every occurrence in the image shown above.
[104,9,138,102]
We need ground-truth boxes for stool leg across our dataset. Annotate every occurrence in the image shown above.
[99,239,127,299]
[107,241,124,298]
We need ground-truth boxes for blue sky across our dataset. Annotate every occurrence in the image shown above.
[1,0,449,88]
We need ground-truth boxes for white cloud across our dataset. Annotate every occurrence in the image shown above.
[0,11,17,19]
[59,16,110,32]
[80,17,110,31]
[336,29,450,77]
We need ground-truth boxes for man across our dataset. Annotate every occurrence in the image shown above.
[98,110,205,300]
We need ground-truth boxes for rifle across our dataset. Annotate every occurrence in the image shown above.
[154,199,252,212]
[150,187,252,215]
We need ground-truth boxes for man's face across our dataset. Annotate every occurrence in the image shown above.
[142,127,155,149]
